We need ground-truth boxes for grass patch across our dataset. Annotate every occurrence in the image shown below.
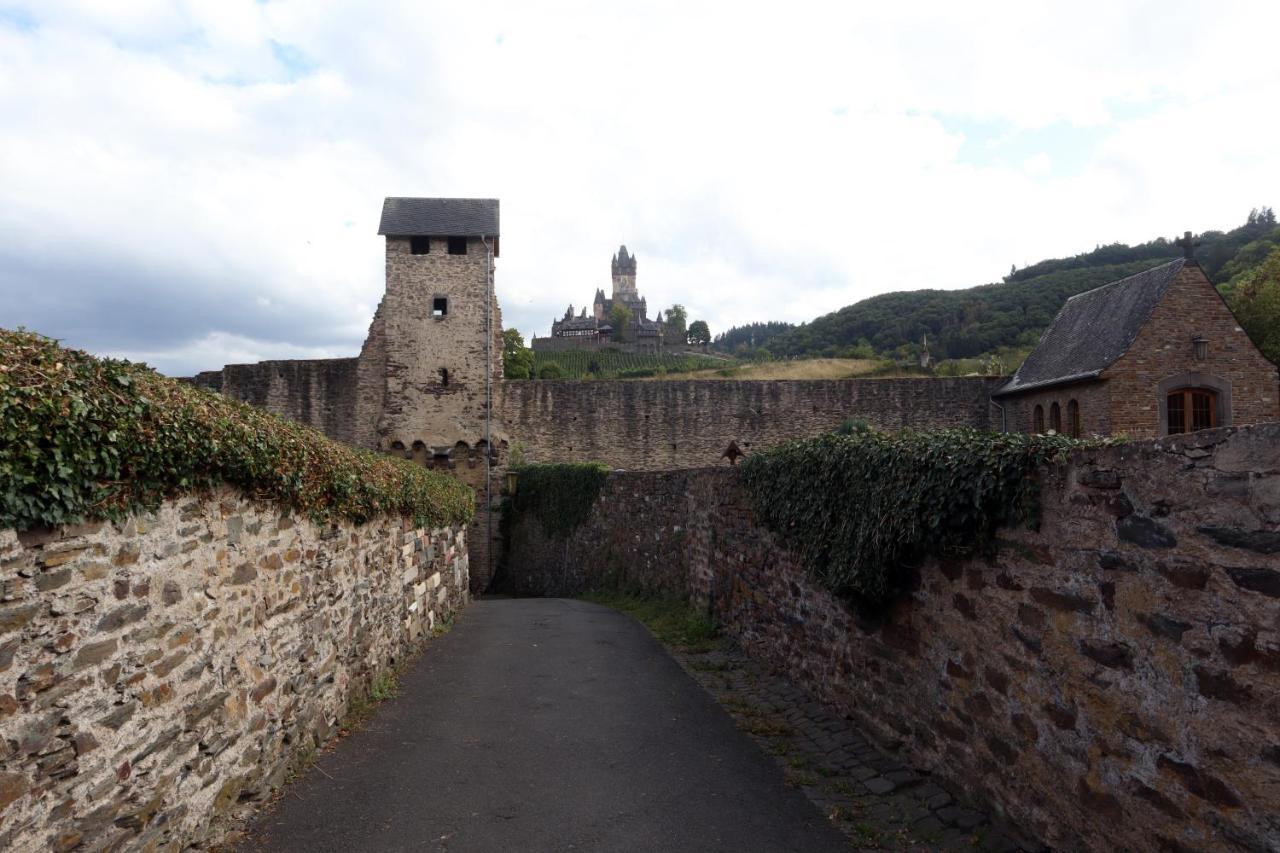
[580,592,721,653]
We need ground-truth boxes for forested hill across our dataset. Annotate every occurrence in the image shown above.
[714,208,1278,360]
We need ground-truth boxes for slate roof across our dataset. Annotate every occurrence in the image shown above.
[994,259,1185,396]
[377,198,499,236]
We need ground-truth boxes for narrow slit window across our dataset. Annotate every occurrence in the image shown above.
[447,236,468,255]
[1049,402,1061,433]
[410,236,430,255]
[1067,399,1081,438]
[432,296,448,318]
[1033,404,1045,434]
[439,368,449,387]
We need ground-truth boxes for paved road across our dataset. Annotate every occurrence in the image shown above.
[239,598,848,853]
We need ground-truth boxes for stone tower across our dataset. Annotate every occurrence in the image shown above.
[358,197,506,589]
[611,245,638,300]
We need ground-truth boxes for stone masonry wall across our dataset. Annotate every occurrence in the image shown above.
[501,377,1003,470]
[189,357,362,448]
[502,424,1280,851]
[0,488,468,852]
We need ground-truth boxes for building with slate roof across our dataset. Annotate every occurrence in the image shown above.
[993,240,1279,438]
[532,245,686,354]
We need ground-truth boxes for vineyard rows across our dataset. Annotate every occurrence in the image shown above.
[529,349,728,379]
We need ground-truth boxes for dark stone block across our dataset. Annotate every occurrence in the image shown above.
[1217,631,1280,672]
[1198,526,1280,554]
[1116,515,1177,549]
[1137,613,1191,642]
[1130,781,1184,819]
[1097,551,1137,572]
[985,734,1018,765]
[1157,563,1208,590]
[1224,566,1280,597]
[1017,604,1046,629]
[1029,587,1094,614]
[1079,468,1121,489]
[1079,640,1134,670]
[98,701,137,731]
[995,572,1024,591]
[1262,745,1280,766]
[1043,701,1077,730]
[952,593,977,621]
[231,562,257,584]
[1075,777,1123,821]
[96,604,149,633]
[983,667,1009,695]
[1156,756,1242,807]
[1194,667,1252,705]
[1010,626,1042,655]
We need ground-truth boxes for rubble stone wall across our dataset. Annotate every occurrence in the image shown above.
[502,424,1280,851]
[0,488,468,852]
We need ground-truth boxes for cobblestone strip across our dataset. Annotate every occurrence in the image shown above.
[668,644,1045,853]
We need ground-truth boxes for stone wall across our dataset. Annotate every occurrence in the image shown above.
[501,424,1280,851]
[501,377,1003,470]
[0,488,468,852]
[189,357,363,448]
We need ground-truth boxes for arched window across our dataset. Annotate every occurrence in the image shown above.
[1167,388,1218,434]
[1067,399,1081,438]
[1033,404,1045,433]
[1049,402,1062,433]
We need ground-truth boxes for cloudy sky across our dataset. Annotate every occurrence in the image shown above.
[2,1,1278,375]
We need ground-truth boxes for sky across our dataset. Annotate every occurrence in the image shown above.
[1,1,1279,376]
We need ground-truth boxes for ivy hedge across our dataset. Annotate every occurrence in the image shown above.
[0,329,474,532]
[505,462,611,538]
[739,427,1099,606]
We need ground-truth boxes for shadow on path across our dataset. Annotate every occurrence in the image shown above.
[238,598,847,853]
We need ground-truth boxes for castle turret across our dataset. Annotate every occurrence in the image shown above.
[611,244,637,299]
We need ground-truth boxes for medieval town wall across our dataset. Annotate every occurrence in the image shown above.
[500,424,1280,852]
[0,488,468,852]
[189,357,362,447]
[500,377,1004,470]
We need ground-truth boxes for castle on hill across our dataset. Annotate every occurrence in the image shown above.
[532,245,686,354]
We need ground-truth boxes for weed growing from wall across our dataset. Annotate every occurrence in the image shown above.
[740,427,1101,606]
[0,329,474,531]
[505,462,611,538]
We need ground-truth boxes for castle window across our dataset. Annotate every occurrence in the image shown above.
[1033,404,1045,433]
[447,236,468,255]
[433,295,448,318]
[1049,402,1062,433]
[439,368,449,387]
[1067,399,1081,438]
[410,236,430,255]
[1167,388,1217,434]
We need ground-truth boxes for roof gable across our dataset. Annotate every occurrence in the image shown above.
[996,259,1185,396]
[378,198,499,237]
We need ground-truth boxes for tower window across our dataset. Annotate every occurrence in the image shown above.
[433,296,448,318]
[1049,402,1062,433]
[439,368,449,387]
[447,236,468,255]
[410,236,430,255]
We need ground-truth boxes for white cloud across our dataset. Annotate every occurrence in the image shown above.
[0,0,1278,374]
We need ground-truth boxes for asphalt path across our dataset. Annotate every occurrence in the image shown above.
[238,598,848,853]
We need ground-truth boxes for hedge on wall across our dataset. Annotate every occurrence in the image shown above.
[740,427,1100,606]
[506,462,611,539]
[0,329,474,532]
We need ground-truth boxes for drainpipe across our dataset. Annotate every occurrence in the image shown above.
[481,234,494,592]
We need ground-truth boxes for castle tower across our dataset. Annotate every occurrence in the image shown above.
[611,245,638,299]
[361,197,505,589]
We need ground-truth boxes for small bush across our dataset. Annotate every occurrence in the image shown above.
[0,329,474,532]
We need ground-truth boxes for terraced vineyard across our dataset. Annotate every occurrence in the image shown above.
[529,349,731,379]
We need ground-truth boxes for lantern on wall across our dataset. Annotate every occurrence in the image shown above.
[1192,335,1209,362]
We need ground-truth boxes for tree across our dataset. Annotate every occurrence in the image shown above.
[1225,247,1280,365]
[687,320,711,346]
[610,303,633,342]
[666,304,688,336]
[502,328,534,379]
[537,361,565,379]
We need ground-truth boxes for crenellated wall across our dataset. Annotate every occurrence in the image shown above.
[500,424,1280,852]
[0,488,468,852]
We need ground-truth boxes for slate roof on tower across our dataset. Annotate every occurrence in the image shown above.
[994,259,1186,396]
[378,198,499,237]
